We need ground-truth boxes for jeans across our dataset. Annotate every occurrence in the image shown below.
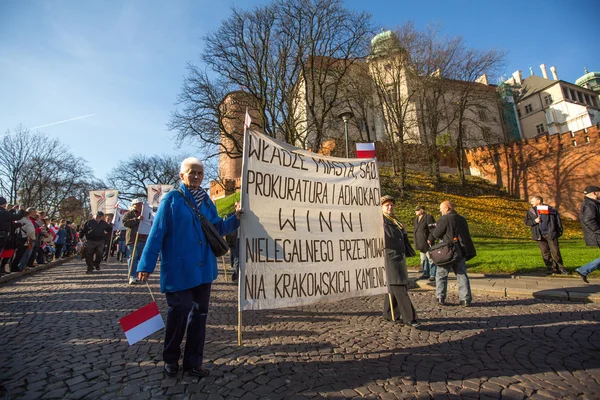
[577,257,600,277]
[420,251,436,278]
[164,283,211,368]
[230,244,239,278]
[436,257,472,302]
[18,248,33,271]
[127,241,146,278]
[118,240,128,259]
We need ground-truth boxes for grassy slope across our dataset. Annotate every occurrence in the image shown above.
[215,168,597,275]
[379,167,597,275]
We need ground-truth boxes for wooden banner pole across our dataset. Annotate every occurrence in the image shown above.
[388,293,396,321]
[127,233,139,280]
[237,310,242,346]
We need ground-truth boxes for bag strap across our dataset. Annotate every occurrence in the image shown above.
[176,189,209,225]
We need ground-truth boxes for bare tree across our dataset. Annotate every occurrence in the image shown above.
[106,154,181,202]
[169,0,372,157]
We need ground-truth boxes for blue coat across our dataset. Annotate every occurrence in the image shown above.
[137,184,240,293]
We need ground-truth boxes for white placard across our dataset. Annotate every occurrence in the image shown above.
[239,130,387,311]
[90,190,119,215]
[137,202,155,235]
[147,184,175,208]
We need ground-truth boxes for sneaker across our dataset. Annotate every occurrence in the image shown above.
[436,297,446,305]
[128,277,138,285]
[406,320,422,329]
[428,276,435,282]
[459,300,471,307]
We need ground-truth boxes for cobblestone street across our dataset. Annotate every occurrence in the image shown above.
[1,259,599,399]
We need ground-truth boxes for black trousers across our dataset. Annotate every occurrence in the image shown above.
[164,283,211,368]
[537,234,564,271]
[85,240,104,270]
[383,285,416,323]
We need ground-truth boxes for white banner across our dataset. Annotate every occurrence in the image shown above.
[239,130,387,311]
[137,202,155,235]
[147,184,174,208]
[90,190,119,215]
[112,208,128,231]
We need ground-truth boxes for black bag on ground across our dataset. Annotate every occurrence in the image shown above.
[429,241,461,266]
[177,190,230,257]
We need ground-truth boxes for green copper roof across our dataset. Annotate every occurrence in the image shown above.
[575,67,600,86]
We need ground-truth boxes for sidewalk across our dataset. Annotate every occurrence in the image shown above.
[408,269,600,302]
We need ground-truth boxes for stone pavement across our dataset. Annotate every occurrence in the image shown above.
[1,259,600,399]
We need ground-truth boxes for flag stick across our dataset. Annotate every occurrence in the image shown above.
[146,281,156,302]
[127,233,139,281]
[388,293,396,321]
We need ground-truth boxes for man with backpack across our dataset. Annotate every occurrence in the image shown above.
[525,196,567,275]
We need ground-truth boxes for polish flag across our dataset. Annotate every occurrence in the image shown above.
[537,205,549,215]
[356,143,376,159]
[119,302,165,346]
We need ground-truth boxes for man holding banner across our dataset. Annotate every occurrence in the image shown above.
[123,198,147,284]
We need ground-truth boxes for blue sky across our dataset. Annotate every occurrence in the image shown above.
[0,0,596,180]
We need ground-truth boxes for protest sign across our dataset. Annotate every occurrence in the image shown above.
[112,208,128,231]
[239,130,387,311]
[137,202,155,235]
[89,190,119,215]
[147,184,174,208]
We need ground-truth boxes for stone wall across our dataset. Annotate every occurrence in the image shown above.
[466,125,600,219]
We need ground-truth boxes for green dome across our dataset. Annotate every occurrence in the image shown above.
[575,67,600,87]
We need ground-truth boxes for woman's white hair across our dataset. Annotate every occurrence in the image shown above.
[180,157,204,174]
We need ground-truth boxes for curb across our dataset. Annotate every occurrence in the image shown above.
[409,277,600,303]
[0,256,76,285]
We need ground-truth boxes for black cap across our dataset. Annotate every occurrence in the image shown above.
[584,185,600,194]
[97,211,105,217]
[414,206,424,211]
[0,197,6,206]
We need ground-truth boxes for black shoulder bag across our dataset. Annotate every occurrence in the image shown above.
[177,189,230,257]
[429,240,461,266]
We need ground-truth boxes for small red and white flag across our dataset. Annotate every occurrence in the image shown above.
[119,302,165,346]
[537,205,549,215]
[244,109,252,132]
[356,142,376,159]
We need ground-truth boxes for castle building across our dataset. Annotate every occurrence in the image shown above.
[504,65,600,139]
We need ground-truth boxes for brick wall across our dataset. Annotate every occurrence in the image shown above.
[465,126,600,219]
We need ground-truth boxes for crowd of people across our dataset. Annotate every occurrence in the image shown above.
[0,198,82,274]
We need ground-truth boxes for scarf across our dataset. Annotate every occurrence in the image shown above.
[383,213,404,230]
[189,187,206,210]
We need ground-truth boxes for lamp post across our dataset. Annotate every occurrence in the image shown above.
[338,111,354,158]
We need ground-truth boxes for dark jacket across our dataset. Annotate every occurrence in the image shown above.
[123,209,148,245]
[0,207,25,234]
[580,196,600,247]
[429,210,476,261]
[383,214,408,285]
[80,219,112,242]
[525,205,562,240]
[413,213,435,252]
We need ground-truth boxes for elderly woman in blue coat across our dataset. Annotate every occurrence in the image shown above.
[137,157,241,378]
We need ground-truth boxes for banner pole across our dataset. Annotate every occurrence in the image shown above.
[237,310,242,346]
[388,293,396,322]
[127,233,139,281]
[222,255,228,281]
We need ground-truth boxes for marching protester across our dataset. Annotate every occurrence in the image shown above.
[576,185,600,283]
[413,205,437,281]
[79,211,112,273]
[381,195,421,328]
[11,208,37,272]
[123,198,147,285]
[429,201,476,306]
[103,214,113,261]
[137,157,241,378]
[116,229,127,262]
[525,196,567,275]
[54,223,67,260]
[0,198,24,256]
